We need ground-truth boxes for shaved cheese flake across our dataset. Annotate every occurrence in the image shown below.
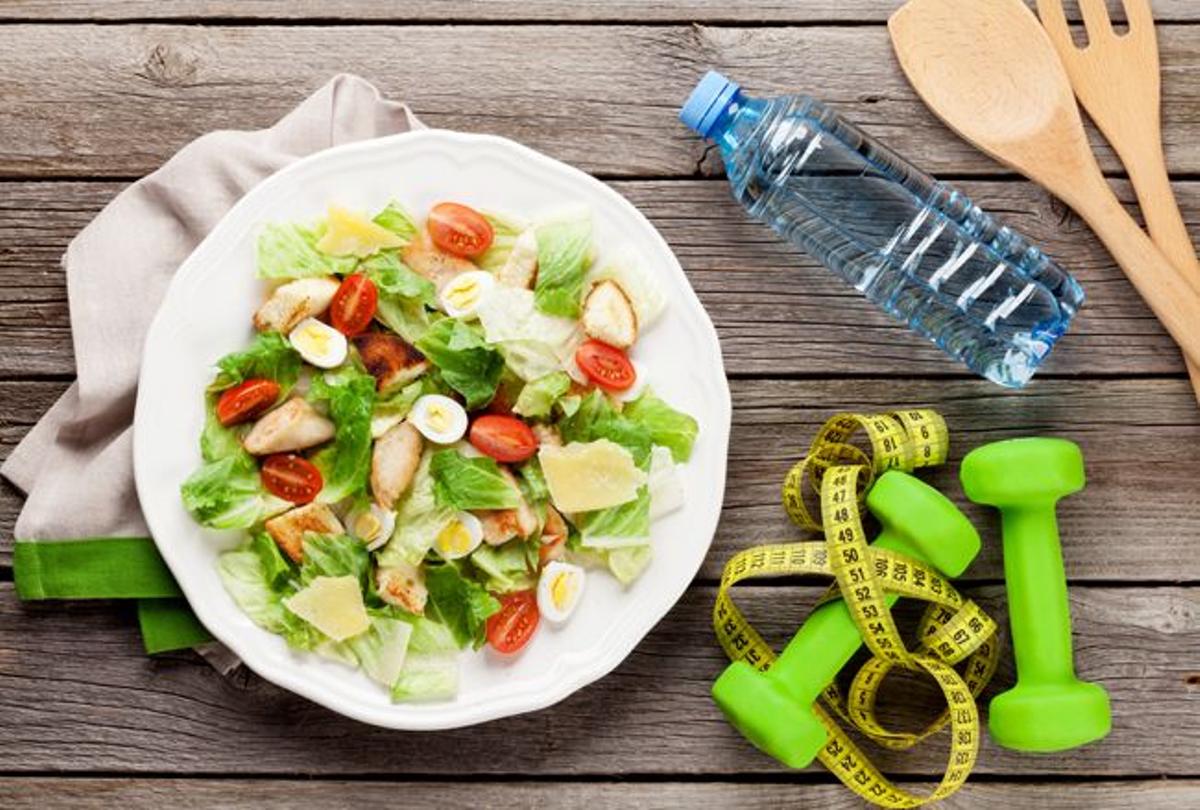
[316,204,404,258]
[539,439,647,513]
[284,575,370,642]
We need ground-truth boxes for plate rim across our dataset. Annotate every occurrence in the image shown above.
[133,127,732,730]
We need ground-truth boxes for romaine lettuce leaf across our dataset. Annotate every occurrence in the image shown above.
[346,611,414,687]
[424,563,501,649]
[476,211,528,273]
[429,450,521,511]
[200,396,246,463]
[307,366,376,503]
[476,286,585,383]
[360,251,436,343]
[623,389,699,463]
[370,377,431,438]
[209,332,303,394]
[534,210,592,317]
[648,444,685,520]
[256,221,356,279]
[579,485,651,549]
[414,319,504,409]
[377,450,457,567]
[217,540,290,632]
[391,651,459,701]
[180,451,288,530]
[513,371,572,419]
[587,248,667,329]
[607,545,653,586]
[372,200,421,245]
[558,390,652,466]
[299,534,371,590]
[471,541,537,594]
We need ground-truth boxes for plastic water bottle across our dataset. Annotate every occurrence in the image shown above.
[680,71,1084,388]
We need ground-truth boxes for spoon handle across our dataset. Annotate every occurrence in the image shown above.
[1069,177,1200,368]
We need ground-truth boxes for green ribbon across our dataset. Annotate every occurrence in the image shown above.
[12,537,212,654]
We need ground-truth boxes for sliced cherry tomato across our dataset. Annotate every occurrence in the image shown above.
[427,202,494,258]
[260,453,323,504]
[486,590,540,654]
[216,378,281,426]
[330,273,378,336]
[575,339,637,392]
[469,415,539,463]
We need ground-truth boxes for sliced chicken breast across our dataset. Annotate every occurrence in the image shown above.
[497,228,539,289]
[371,421,423,509]
[264,502,344,563]
[402,232,477,291]
[253,277,340,334]
[243,398,335,456]
[377,561,428,615]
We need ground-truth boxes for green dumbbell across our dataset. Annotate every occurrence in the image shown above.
[712,470,981,769]
[960,437,1110,752]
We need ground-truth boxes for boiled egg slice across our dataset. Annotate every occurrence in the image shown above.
[347,502,396,551]
[439,270,496,319]
[537,561,586,624]
[434,511,484,560]
[288,317,348,369]
[409,394,468,444]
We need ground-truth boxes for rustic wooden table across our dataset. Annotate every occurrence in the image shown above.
[1,1,1198,807]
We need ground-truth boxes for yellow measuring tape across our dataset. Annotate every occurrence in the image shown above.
[714,411,999,807]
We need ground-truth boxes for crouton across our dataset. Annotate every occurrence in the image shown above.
[582,280,638,349]
[353,331,429,392]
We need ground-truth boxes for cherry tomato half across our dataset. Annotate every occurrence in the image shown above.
[216,378,281,426]
[427,202,494,258]
[330,273,378,336]
[260,453,323,504]
[575,339,637,392]
[486,590,540,654]
[469,415,539,463]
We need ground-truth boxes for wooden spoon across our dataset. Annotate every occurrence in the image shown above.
[889,0,1200,370]
[1037,0,1200,403]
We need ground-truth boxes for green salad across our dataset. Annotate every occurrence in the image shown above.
[180,198,699,701]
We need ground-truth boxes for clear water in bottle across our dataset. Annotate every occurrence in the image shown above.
[680,71,1084,387]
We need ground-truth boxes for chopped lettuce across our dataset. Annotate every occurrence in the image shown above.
[430,450,521,511]
[424,563,501,649]
[209,332,302,394]
[200,396,246,463]
[624,389,699,463]
[372,200,421,245]
[180,451,288,530]
[377,450,455,567]
[476,286,585,382]
[471,541,537,594]
[415,319,504,409]
[299,534,371,589]
[370,377,430,438]
[256,221,356,280]
[579,485,651,549]
[516,458,550,505]
[346,611,414,687]
[476,211,528,273]
[607,545,653,585]
[558,390,652,466]
[217,540,290,632]
[648,444,685,520]
[307,366,376,503]
[361,251,436,343]
[587,248,667,329]
[392,643,459,701]
[534,210,592,318]
[513,371,572,419]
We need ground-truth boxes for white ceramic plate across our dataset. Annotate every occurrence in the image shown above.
[134,129,731,730]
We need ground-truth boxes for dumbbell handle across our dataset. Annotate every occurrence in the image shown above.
[769,528,915,706]
[1001,505,1078,684]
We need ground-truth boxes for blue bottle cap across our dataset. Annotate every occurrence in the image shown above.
[680,70,741,138]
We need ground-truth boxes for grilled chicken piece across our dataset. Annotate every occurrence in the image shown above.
[353,332,429,392]
[477,468,539,546]
[264,503,344,563]
[243,398,335,456]
[539,505,569,564]
[253,277,340,334]
[377,561,428,615]
[582,279,638,349]
[371,421,423,509]
[497,228,539,289]
[402,232,476,291]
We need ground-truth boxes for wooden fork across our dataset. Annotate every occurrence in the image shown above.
[1038,0,1200,403]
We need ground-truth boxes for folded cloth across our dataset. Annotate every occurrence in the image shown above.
[2,74,424,663]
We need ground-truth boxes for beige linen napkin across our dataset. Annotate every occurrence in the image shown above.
[2,74,424,663]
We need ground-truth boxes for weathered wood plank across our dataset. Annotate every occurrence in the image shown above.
[0,582,1194,775]
[4,378,1199,582]
[2,24,1200,178]
[2,0,1194,23]
[2,777,1197,809]
[0,178,1193,378]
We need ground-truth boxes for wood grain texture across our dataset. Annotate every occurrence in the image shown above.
[2,777,1197,809]
[2,23,1200,179]
[2,0,1196,23]
[4,378,1200,581]
[1,178,1196,378]
[0,582,1194,775]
